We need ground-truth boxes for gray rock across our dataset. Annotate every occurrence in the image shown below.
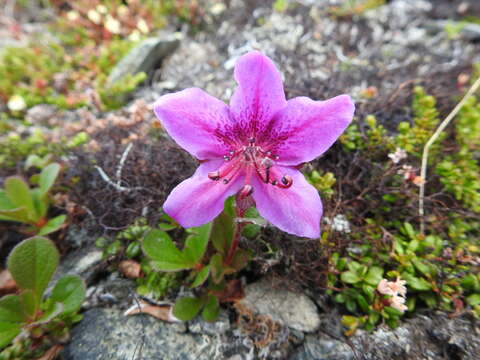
[293,313,480,360]
[25,104,58,124]
[60,308,223,360]
[52,244,103,287]
[189,310,231,336]
[238,279,320,333]
[426,20,480,41]
[291,335,354,360]
[107,35,181,87]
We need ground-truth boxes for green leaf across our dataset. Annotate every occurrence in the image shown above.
[191,266,210,288]
[209,254,225,284]
[34,302,63,325]
[364,266,384,286]
[4,177,36,221]
[230,248,250,271]
[402,273,431,291]
[0,207,30,223]
[384,306,404,317]
[0,322,21,350]
[411,258,432,277]
[173,297,204,321]
[202,295,220,322]
[19,290,37,319]
[183,223,212,265]
[0,295,26,323]
[37,215,66,236]
[341,271,361,284]
[362,284,375,303]
[461,274,479,292]
[31,189,48,219]
[48,275,86,315]
[143,230,189,271]
[0,190,16,211]
[38,163,60,196]
[7,237,59,306]
[403,222,416,239]
[211,198,235,255]
[467,294,480,307]
[356,294,370,313]
[346,298,357,312]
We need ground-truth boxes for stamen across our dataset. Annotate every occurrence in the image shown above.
[208,171,221,181]
[223,179,230,184]
[239,184,254,199]
[277,175,293,188]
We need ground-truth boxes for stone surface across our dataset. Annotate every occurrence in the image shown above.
[292,313,480,360]
[106,34,181,87]
[59,308,223,360]
[238,279,320,333]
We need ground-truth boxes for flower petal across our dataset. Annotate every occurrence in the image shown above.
[163,160,244,228]
[154,88,232,160]
[267,95,355,166]
[251,166,322,238]
[229,51,287,138]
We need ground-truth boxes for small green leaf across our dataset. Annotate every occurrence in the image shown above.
[356,294,370,313]
[211,198,235,255]
[364,266,384,286]
[0,295,26,323]
[362,284,375,303]
[34,302,63,325]
[143,230,189,271]
[230,248,250,272]
[0,322,21,350]
[0,207,30,223]
[5,177,36,221]
[191,266,210,288]
[202,295,220,322]
[19,290,37,319]
[341,315,359,328]
[411,258,432,277]
[48,275,86,315]
[173,297,204,321]
[341,271,361,284]
[384,306,404,317]
[37,215,66,236]
[346,298,357,312]
[209,254,225,284]
[184,223,212,265]
[38,163,60,196]
[31,189,48,219]
[126,242,142,258]
[7,237,59,306]
[467,294,480,307]
[402,273,431,291]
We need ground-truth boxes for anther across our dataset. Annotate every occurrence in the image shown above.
[208,171,221,181]
[239,184,254,199]
[271,180,278,186]
[279,175,293,188]
[224,155,231,161]
[223,179,230,184]
[248,137,255,144]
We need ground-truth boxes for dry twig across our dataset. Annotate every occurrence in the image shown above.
[419,76,480,234]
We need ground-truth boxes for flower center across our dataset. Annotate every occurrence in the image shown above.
[207,138,293,197]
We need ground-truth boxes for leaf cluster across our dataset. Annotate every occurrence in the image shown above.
[0,237,86,357]
[0,163,65,236]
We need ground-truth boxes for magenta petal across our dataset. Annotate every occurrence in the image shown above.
[230,52,287,133]
[251,167,322,238]
[270,95,355,166]
[154,88,232,160]
[163,160,244,228]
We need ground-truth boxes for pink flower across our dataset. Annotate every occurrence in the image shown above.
[390,295,408,313]
[153,52,354,238]
[377,279,395,296]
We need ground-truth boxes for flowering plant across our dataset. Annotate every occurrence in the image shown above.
[154,51,354,238]
[146,51,354,320]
